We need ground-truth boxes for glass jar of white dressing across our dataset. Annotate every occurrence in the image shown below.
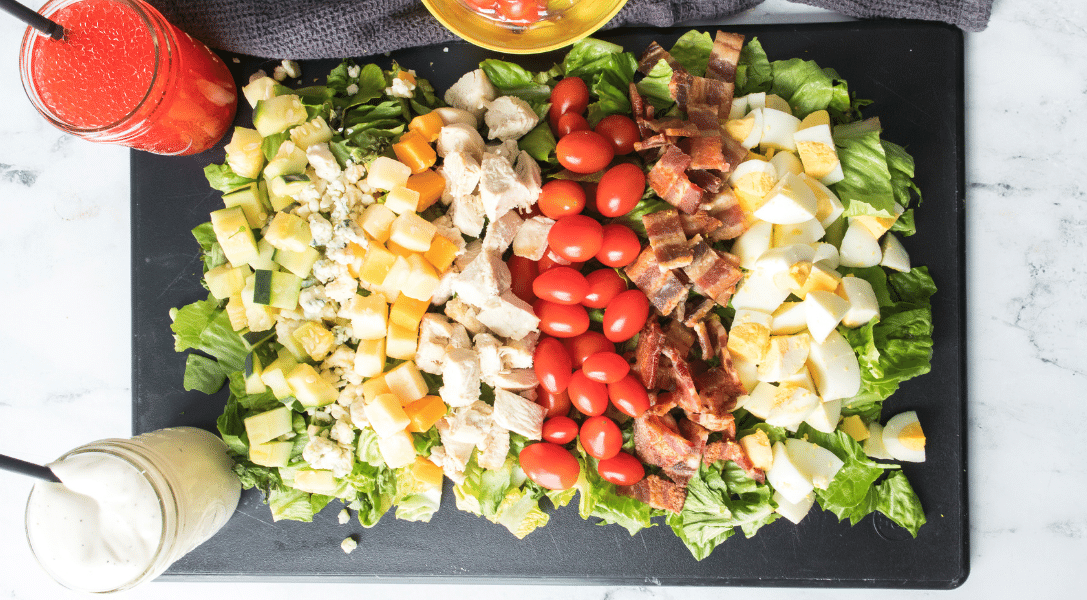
[24,427,241,593]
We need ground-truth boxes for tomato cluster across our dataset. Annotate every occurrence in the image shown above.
[515,77,655,492]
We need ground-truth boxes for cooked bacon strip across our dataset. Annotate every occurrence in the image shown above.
[644,209,692,269]
[683,236,743,304]
[705,31,745,83]
[664,175,705,215]
[648,390,678,415]
[634,133,669,153]
[688,410,737,436]
[708,316,748,397]
[679,211,723,239]
[638,41,683,75]
[719,131,748,173]
[633,412,700,470]
[694,366,742,415]
[633,318,664,389]
[704,439,765,484]
[646,145,704,215]
[663,319,696,355]
[682,297,717,328]
[630,82,646,120]
[685,102,719,132]
[643,117,695,134]
[672,70,733,114]
[693,320,713,359]
[664,418,712,485]
[684,136,728,172]
[617,474,687,513]
[625,246,689,315]
[662,344,701,414]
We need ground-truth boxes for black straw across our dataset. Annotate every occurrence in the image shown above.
[1,0,65,40]
[0,453,62,483]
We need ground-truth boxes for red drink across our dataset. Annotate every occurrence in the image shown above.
[20,0,237,155]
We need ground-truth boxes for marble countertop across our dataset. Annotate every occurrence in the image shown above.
[3,0,1085,597]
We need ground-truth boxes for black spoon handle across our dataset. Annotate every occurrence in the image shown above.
[0,453,61,483]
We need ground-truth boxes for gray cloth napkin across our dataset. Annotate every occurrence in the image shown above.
[146,0,991,60]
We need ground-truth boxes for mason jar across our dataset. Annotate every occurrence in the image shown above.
[25,427,241,593]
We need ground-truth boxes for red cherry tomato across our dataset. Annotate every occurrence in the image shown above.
[607,374,650,418]
[548,214,603,262]
[495,0,543,24]
[602,289,650,343]
[548,77,590,123]
[563,331,615,367]
[538,179,586,219]
[581,269,627,309]
[556,131,615,174]
[533,336,573,394]
[541,416,579,445]
[582,352,630,384]
[534,299,590,338]
[596,163,646,218]
[597,451,645,485]
[594,114,640,155]
[532,266,588,305]
[537,250,583,273]
[507,255,539,305]
[555,111,590,138]
[567,369,609,416]
[536,387,572,418]
[579,415,622,460]
[595,224,641,268]
[519,442,580,490]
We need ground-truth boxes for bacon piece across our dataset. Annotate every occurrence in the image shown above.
[693,320,713,359]
[647,146,705,215]
[663,319,697,355]
[625,247,689,315]
[638,41,682,75]
[704,439,765,484]
[649,390,678,415]
[679,211,723,239]
[661,344,701,414]
[633,413,700,470]
[682,297,717,328]
[617,474,687,513]
[687,170,722,194]
[685,102,719,132]
[719,131,748,174]
[683,236,743,304]
[664,418,712,485]
[705,188,749,240]
[671,71,732,114]
[685,135,729,172]
[643,209,691,269]
[633,319,664,389]
[705,31,745,83]
[708,316,748,397]
[665,176,705,215]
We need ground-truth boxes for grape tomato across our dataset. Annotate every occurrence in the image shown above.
[579,415,622,460]
[532,266,588,305]
[519,443,580,490]
[581,269,627,309]
[555,111,589,138]
[548,77,589,122]
[597,451,645,486]
[562,331,615,367]
[567,369,609,416]
[548,214,603,262]
[538,179,586,219]
[581,351,630,384]
[593,114,640,155]
[602,289,650,342]
[534,299,590,338]
[595,224,641,268]
[541,416,579,444]
[533,336,573,394]
[536,388,572,418]
[607,374,650,418]
[595,163,646,218]
[556,130,615,174]
[507,255,539,305]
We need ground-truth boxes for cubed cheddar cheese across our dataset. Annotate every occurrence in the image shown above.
[386,321,419,360]
[390,293,429,330]
[343,241,368,278]
[410,455,445,487]
[408,111,444,143]
[364,393,411,437]
[405,170,445,212]
[424,235,459,273]
[385,361,429,403]
[358,243,397,288]
[354,337,386,377]
[392,130,437,174]
[403,396,447,433]
[361,374,392,403]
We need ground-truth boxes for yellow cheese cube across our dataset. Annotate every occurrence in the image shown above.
[340,293,388,340]
[384,238,417,259]
[383,186,420,215]
[366,156,411,191]
[839,414,870,442]
[388,212,437,253]
[358,243,397,288]
[401,254,440,301]
[354,337,386,378]
[344,241,368,278]
[386,321,418,360]
[390,293,430,330]
[374,255,412,299]
[361,374,392,403]
[365,393,411,437]
[423,235,459,273]
[385,361,429,403]
[410,456,445,487]
[359,204,397,243]
[377,430,417,468]
[404,396,447,433]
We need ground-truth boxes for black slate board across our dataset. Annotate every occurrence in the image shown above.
[132,20,967,588]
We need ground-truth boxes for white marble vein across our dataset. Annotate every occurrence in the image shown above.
[2,0,1087,598]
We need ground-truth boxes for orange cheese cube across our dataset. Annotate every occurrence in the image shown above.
[392,131,436,174]
[390,293,430,330]
[423,235,459,274]
[403,395,447,433]
[410,456,444,486]
[344,241,368,278]
[408,111,444,143]
[405,170,446,212]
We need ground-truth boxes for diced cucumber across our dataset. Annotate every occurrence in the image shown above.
[261,353,299,400]
[292,321,335,361]
[263,178,295,212]
[242,76,277,108]
[210,206,258,267]
[224,127,265,179]
[249,441,294,467]
[253,94,308,137]
[268,173,311,198]
[275,320,310,362]
[263,144,308,179]
[242,329,276,350]
[273,245,320,278]
[290,117,333,149]
[264,212,312,252]
[252,269,302,310]
[205,263,250,300]
[222,183,271,228]
[286,363,338,407]
[241,275,277,332]
[244,352,267,395]
[225,294,248,331]
[244,405,293,445]
[247,237,277,271]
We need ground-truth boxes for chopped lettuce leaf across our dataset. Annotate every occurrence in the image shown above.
[519,122,557,163]
[480,59,553,102]
[770,58,838,118]
[394,466,442,523]
[182,353,228,394]
[575,457,656,536]
[564,37,625,77]
[636,58,675,112]
[735,37,773,95]
[833,119,899,217]
[667,462,777,560]
[261,131,290,161]
[170,296,248,372]
[203,163,255,193]
[585,52,638,124]
[796,425,891,522]
[873,470,927,537]
[669,30,714,77]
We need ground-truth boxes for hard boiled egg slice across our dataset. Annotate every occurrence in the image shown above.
[731,272,791,313]
[757,333,813,382]
[804,290,850,343]
[729,159,778,212]
[727,309,774,364]
[765,385,820,430]
[838,221,883,268]
[806,329,861,401]
[881,232,912,272]
[774,490,815,525]
[785,438,845,490]
[811,242,840,269]
[770,301,808,335]
[754,173,819,225]
[798,173,845,227]
[769,150,804,179]
[731,354,760,397]
[739,381,779,419]
[767,441,815,504]
[882,411,926,462]
[838,275,881,328]
[864,422,894,460]
[755,243,817,278]
[730,220,773,269]
[794,123,844,185]
[726,108,766,149]
[804,398,842,434]
[774,219,825,247]
[728,95,749,120]
[744,92,767,111]
[851,202,904,239]
[760,108,802,152]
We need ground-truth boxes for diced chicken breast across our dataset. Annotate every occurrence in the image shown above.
[452,250,512,308]
[499,331,538,369]
[474,332,504,385]
[476,290,540,340]
[514,151,542,201]
[492,369,539,391]
[449,193,486,238]
[485,139,520,162]
[437,123,486,160]
[492,389,546,440]
[479,154,532,222]
[439,151,481,198]
[443,69,497,119]
[483,210,523,254]
[445,297,487,335]
[439,347,482,407]
[477,426,511,471]
[484,96,540,141]
[443,401,494,446]
[512,216,554,261]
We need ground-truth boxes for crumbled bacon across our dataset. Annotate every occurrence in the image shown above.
[704,440,765,484]
[633,318,664,389]
[625,246,689,315]
[679,212,724,239]
[705,31,745,83]
[683,236,743,304]
[644,209,692,269]
[684,135,729,172]
[617,474,687,513]
[647,145,704,215]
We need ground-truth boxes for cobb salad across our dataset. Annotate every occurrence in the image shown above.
[171,30,935,560]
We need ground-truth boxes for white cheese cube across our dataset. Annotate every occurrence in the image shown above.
[367,156,411,191]
[385,361,429,403]
[384,186,420,215]
[377,430,417,468]
[353,338,385,377]
[388,212,437,253]
[365,393,411,437]
[341,293,389,340]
